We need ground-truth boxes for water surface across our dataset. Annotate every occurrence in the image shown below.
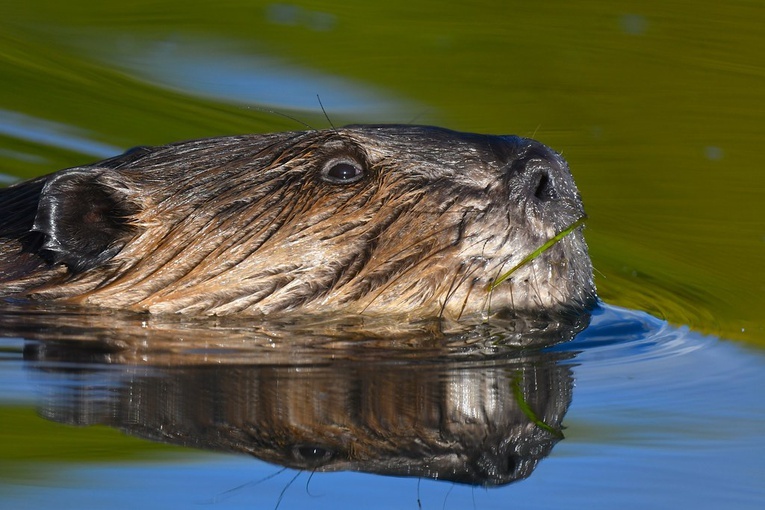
[1,304,763,509]
[1,1,764,508]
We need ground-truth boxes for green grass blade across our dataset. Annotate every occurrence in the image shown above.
[511,376,565,439]
[488,215,587,291]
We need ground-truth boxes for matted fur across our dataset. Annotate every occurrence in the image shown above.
[0,125,595,319]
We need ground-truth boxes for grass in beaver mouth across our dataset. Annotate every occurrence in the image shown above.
[488,215,588,292]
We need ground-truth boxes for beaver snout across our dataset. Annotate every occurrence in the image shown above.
[521,159,560,204]
[525,160,559,203]
[502,139,571,202]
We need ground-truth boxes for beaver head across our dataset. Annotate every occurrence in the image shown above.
[0,125,595,319]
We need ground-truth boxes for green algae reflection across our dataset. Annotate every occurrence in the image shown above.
[0,407,190,482]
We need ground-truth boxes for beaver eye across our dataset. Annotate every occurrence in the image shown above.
[321,158,365,184]
[291,445,335,467]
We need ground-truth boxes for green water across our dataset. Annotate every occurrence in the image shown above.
[2,1,761,345]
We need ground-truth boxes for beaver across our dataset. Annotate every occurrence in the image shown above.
[28,340,574,486]
[0,125,595,319]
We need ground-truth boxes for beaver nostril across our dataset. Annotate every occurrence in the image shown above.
[533,171,558,201]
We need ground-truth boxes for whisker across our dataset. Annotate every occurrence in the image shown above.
[274,470,302,510]
[207,466,288,504]
[304,470,321,497]
[442,483,455,510]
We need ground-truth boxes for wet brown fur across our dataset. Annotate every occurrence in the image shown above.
[0,125,595,319]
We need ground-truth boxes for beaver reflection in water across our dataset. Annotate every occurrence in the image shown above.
[0,125,595,318]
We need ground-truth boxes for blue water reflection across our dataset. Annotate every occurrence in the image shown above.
[1,304,763,509]
[0,109,122,159]
[94,35,417,117]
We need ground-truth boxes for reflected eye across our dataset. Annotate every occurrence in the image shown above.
[321,158,365,184]
[291,445,335,467]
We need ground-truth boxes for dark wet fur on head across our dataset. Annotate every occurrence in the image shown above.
[0,125,596,319]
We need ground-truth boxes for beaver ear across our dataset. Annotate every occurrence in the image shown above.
[32,169,139,272]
